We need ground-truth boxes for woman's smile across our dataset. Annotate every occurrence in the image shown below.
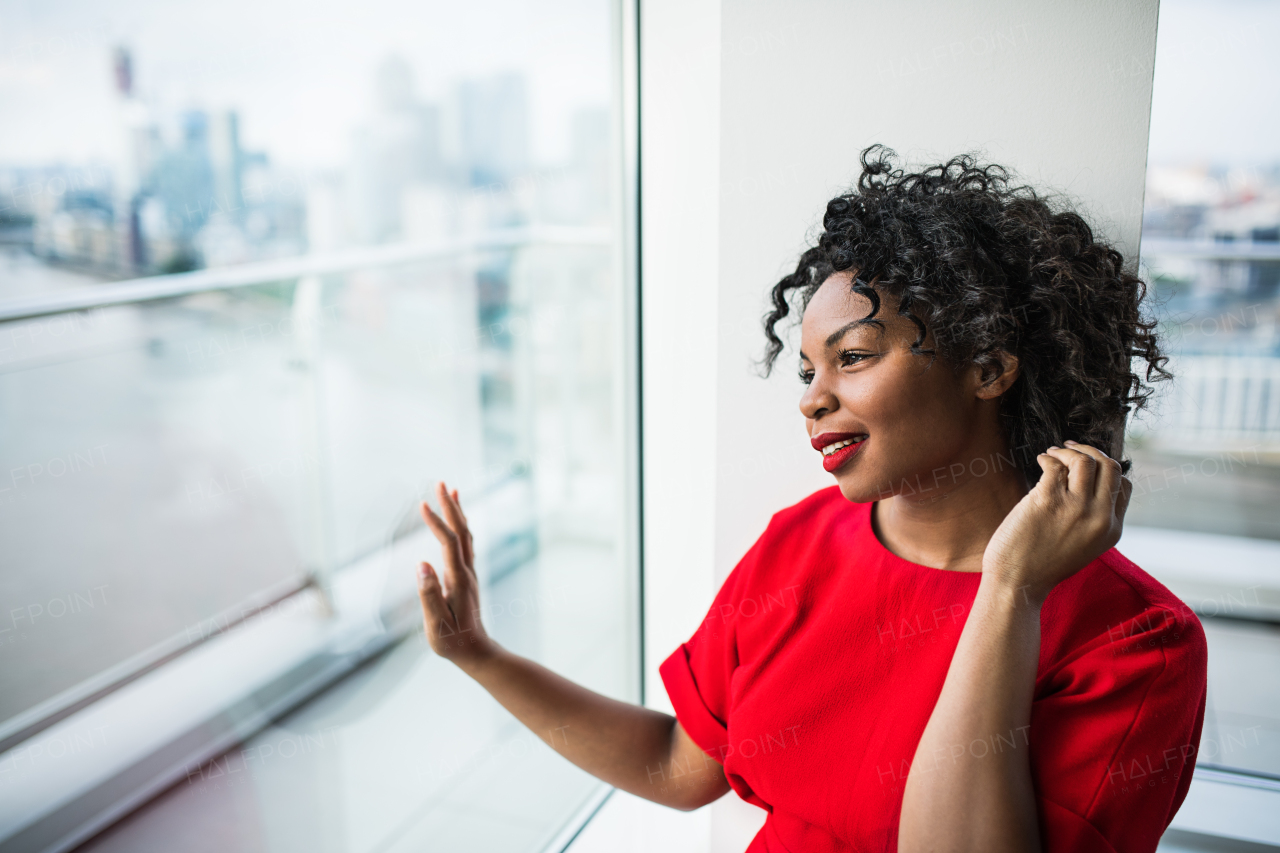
[811,431,867,472]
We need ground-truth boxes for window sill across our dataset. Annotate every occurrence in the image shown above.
[1119,525,1280,621]
[1170,768,1280,845]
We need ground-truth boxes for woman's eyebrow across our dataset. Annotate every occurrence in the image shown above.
[824,318,878,348]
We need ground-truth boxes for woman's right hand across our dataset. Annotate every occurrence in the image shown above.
[415,480,729,811]
[416,481,496,670]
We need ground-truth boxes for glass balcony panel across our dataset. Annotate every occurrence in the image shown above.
[0,287,318,734]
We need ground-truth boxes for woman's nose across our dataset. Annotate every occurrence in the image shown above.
[799,371,837,420]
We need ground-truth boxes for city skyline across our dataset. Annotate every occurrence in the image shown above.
[0,35,613,279]
[0,0,612,170]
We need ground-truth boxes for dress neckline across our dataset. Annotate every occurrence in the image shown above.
[853,498,985,579]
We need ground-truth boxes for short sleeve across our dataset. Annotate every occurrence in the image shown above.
[1030,599,1208,853]
[658,535,765,759]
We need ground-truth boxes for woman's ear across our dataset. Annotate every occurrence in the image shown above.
[973,350,1020,400]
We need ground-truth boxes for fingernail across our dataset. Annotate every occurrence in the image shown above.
[1048,445,1060,450]
[418,563,430,580]
[1064,440,1078,446]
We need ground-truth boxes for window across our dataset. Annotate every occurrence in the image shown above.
[0,2,638,850]
[1123,0,1280,788]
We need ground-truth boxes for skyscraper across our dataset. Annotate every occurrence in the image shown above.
[346,56,444,244]
[209,111,245,223]
[453,73,530,187]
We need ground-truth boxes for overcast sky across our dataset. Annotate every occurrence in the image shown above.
[0,0,612,169]
[0,0,1276,171]
[1146,0,1280,168]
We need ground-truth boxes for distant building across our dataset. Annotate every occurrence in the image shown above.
[208,111,245,224]
[346,56,445,244]
[1200,200,1280,299]
[153,110,216,242]
[451,73,530,188]
[11,50,600,283]
[33,189,117,269]
[1137,163,1280,453]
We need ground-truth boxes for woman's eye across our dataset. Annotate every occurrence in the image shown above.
[839,350,869,367]
[800,352,871,384]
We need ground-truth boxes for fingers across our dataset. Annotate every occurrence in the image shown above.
[417,562,458,638]
[1063,440,1123,504]
[419,498,468,591]
[438,483,475,571]
[1034,449,1069,495]
[1050,442,1129,551]
[1044,443,1100,496]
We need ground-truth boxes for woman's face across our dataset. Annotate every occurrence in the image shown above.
[798,272,1009,504]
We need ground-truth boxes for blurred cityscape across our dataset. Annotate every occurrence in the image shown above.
[0,43,621,727]
[1143,162,1280,315]
[1125,164,1280,539]
[0,47,610,288]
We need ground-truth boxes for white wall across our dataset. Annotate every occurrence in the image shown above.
[711,0,1160,580]
[621,0,1160,850]
[640,0,723,715]
[631,0,721,847]
[642,0,1160,687]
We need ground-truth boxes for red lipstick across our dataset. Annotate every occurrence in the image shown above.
[811,432,867,473]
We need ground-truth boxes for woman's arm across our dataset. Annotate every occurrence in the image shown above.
[899,442,1131,852]
[898,570,1043,850]
[415,483,731,811]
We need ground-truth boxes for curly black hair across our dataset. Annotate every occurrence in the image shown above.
[763,145,1169,484]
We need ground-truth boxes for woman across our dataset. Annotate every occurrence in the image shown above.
[414,147,1207,853]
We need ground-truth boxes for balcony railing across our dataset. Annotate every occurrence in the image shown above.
[1134,355,1280,449]
[0,226,623,853]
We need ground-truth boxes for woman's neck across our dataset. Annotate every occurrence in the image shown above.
[871,456,1029,572]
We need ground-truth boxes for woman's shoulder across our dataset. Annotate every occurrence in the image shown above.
[1042,547,1208,672]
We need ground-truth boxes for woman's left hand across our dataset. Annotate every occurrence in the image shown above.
[982,441,1132,605]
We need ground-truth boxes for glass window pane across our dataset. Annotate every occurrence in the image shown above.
[0,0,634,844]
[0,289,317,729]
[1130,0,1280,781]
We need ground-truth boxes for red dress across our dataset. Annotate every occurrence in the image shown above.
[659,487,1208,853]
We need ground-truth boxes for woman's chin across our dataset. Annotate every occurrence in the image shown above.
[833,473,885,505]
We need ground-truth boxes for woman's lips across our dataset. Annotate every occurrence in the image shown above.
[822,438,865,472]
[811,432,868,473]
